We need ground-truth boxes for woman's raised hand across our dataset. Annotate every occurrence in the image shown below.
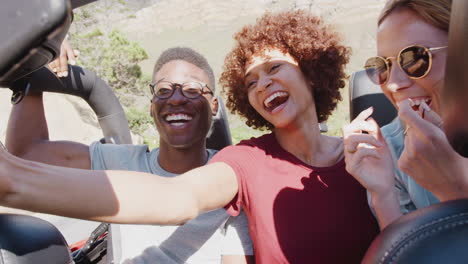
[342,107,395,196]
[343,107,403,228]
[398,99,468,201]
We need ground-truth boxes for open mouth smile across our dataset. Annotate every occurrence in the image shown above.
[263,91,289,112]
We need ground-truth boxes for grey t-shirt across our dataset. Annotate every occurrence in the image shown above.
[90,142,253,264]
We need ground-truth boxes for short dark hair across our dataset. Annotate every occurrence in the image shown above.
[152,47,216,93]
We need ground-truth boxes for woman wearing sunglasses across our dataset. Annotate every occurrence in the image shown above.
[343,0,454,229]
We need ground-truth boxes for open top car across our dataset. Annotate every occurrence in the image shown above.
[1,0,468,263]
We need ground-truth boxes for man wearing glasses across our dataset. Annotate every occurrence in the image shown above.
[5,47,253,263]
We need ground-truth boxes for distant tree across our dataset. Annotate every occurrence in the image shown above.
[126,106,153,134]
[69,4,150,106]
[68,2,153,142]
[70,28,149,103]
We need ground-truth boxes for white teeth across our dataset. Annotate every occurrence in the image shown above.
[409,98,431,107]
[264,91,288,107]
[165,114,192,122]
[171,122,185,127]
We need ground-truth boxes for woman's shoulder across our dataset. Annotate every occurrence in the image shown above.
[210,133,275,162]
[237,132,275,147]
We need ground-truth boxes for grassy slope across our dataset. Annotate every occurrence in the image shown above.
[116,0,385,142]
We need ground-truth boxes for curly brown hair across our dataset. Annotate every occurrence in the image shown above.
[220,10,350,130]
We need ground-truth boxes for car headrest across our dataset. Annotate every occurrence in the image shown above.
[349,70,397,127]
[206,96,232,150]
[0,214,73,264]
[0,0,72,87]
[362,199,468,264]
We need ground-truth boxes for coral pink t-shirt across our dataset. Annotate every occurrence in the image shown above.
[210,133,378,263]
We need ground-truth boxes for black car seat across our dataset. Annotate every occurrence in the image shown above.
[362,199,468,264]
[206,96,232,150]
[349,70,397,127]
[0,214,73,264]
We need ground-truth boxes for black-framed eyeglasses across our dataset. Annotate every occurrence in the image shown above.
[149,81,213,100]
[364,45,448,85]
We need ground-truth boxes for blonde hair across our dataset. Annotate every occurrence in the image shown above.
[378,0,451,32]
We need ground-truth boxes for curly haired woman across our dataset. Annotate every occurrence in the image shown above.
[0,10,378,263]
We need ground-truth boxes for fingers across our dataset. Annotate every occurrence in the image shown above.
[343,120,377,137]
[343,107,377,136]
[67,48,77,66]
[50,38,79,78]
[346,107,375,132]
[58,55,68,77]
[344,134,383,153]
[366,117,384,139]
[397,99,441,138]
[343,107,383,153]
[347,147,381,165]
[48,59,58,73]
[420,101,443,129]
[63,39,78,66]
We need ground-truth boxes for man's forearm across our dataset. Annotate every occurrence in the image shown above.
[6,92,49,155]
[5,91,91,169]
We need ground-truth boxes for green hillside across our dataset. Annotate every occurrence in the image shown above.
[69,0,385,146]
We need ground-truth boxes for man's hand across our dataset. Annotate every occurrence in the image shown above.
[398,99,468,201]
[48,37,79,78]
